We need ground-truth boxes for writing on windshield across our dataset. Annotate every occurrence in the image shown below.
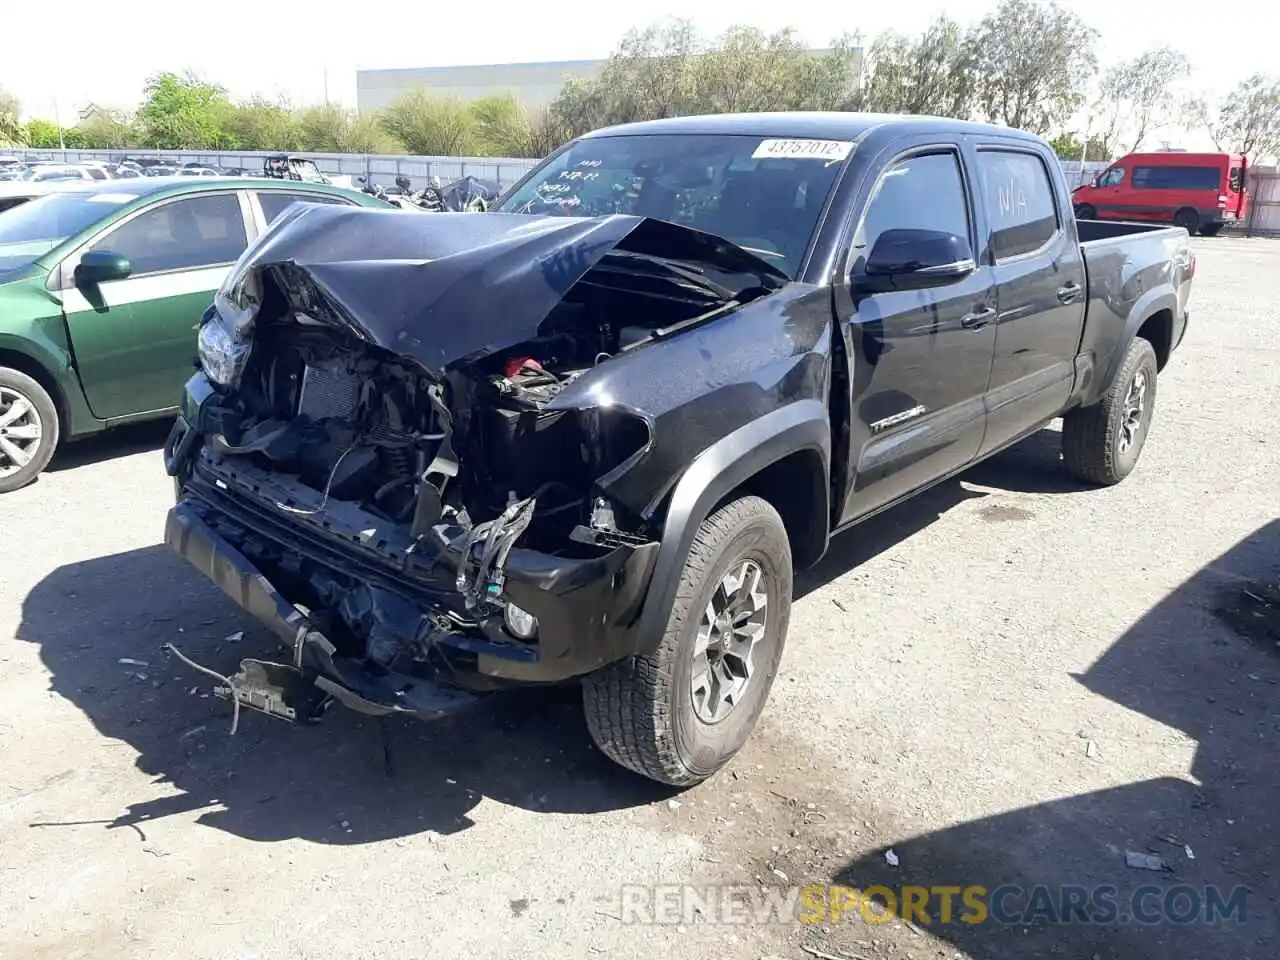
[498,134,852,278]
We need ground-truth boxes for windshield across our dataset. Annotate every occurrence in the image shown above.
[0,190,134,280]
[496,134,853,278]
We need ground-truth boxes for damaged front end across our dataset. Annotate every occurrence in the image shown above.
[163,204,786,722]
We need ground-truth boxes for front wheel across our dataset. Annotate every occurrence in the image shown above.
[1074,203,1097,220]
[1061,338,1158,485]
[582,495,793,786]
[0,368,60,494]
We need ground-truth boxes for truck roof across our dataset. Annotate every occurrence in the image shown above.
[581,111,1043,144]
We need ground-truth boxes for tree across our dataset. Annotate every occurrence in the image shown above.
[967,0,1099,134]
[225,96,299,151]
[1187,74,1280,158]
[1098,48,1191,152]
[857,16,975,117]
[470,94,536,156]
[548,19,861,137]
[1047,131,1112,161]
[380,91,476,156]
[294,104,401,154]
[137,71,234,149]
[0,88,24,146]
[77,109,137,149]
[24,118,64,149]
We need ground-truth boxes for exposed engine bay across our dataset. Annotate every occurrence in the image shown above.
[170,207,789,711]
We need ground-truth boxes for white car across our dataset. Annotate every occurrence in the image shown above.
[18,163,105,183]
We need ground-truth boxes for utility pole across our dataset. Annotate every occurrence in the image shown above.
[53,98,66,150]
[323,68,330,107]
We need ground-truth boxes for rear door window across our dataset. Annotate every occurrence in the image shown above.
[976,150,1060,260]
[1228,167,1244,193]
[257,190,352,224]
[1131,166,1221,190]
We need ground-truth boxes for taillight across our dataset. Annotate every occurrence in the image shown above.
[1217,195,1228,207]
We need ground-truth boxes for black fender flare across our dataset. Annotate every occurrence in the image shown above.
[1086,288,1179,407]
[631,399,830,656]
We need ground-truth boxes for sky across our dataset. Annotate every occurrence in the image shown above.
[4,0,1274,143]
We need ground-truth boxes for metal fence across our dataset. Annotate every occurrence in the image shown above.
[1240,166,1280,236]
[6,148,543,191]
[13,147,1113,193]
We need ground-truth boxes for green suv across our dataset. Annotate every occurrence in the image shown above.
[0,176,387,492]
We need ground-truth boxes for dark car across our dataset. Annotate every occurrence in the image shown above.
[163,113,1195,786]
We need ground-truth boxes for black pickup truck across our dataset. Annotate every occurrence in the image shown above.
[163,113,1195,786]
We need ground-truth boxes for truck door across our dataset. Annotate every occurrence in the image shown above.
[972,146,1085,456]
[835,146,998,523]
[58,191,250,420]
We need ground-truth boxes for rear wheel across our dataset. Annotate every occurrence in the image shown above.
[1061,338,1158,486]
[0,368,60,494]
[1074,204,1097,220]
[582,495,792,786]
[1199,223,1224,237]
[1173,207,1200,234]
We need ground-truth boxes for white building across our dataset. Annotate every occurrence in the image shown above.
[356,49,864,115]
[357,60,607,114]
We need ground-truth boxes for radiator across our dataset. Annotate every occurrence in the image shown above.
[297,364,360,421]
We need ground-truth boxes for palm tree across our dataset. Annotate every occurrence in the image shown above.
[0,89,26,146]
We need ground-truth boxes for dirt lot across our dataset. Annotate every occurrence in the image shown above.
[1,236,1277,960]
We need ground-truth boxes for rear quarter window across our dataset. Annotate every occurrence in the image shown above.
[258,191,352,224]
[976,150,1060,260]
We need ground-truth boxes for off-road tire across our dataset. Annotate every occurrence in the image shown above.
[0,367,60,495]
[1074,204,1097,220]
[582,495,792,786]
[1173,207,1200,234]
[1061,338,1158,486]
[1199,223,1224,237]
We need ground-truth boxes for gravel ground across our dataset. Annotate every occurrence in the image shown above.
[1,236,1277,960]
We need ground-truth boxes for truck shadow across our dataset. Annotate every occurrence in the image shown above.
[49,419,173,473]
[826,518,1280,959]
[15,543,670,846]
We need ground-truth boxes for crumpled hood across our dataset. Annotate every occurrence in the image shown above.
[223,203,787,376]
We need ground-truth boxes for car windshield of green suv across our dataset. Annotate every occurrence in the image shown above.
[0,190,137,280]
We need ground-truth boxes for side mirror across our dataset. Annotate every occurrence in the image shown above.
[75,250,133,287]
[855,228,974,294]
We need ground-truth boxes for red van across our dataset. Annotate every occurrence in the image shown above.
[1072,151,1248,236]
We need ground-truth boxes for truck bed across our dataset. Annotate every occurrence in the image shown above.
[1073,218,1195,408]
[1076,218,1185,244]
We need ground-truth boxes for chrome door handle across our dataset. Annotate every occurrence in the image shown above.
[1057,282,1082,304]
[960,306,996,330]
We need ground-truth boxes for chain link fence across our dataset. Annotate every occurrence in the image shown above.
[7,148,542,191]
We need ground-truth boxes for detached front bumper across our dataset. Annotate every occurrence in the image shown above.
[166,502,482,718]
[163,377,661,715]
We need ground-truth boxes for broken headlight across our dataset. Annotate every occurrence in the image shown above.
[198,310,252,389]
[200,261,262,389]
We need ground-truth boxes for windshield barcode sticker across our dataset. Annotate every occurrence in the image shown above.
[751,139,855,162]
